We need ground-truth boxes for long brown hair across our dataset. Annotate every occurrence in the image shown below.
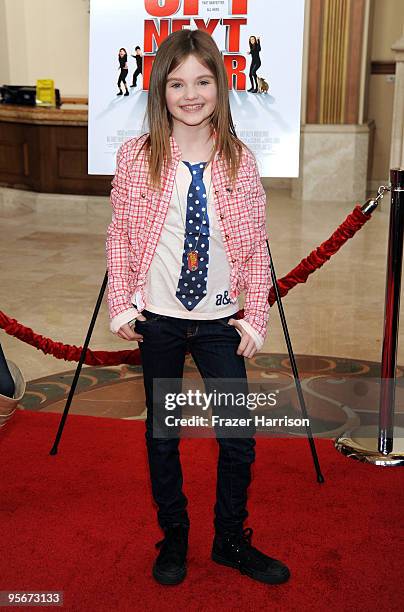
[136,29,251,191]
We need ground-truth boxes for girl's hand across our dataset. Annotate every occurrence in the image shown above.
[117,314,147,342]
[228,318,257,359]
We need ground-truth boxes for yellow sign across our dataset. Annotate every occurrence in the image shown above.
[36,79,56,107]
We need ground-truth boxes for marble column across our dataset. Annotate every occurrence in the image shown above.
[292,0,373,202]
[390,26,404,169]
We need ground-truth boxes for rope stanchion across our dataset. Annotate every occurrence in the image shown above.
[266,204,371,306]
[0,310,142,366]
[266,239,325,483]
[335,170,404,466]
[0,187,388,471]
[50,271,109,455]
[42,189,387,462]
[0,201,375,365]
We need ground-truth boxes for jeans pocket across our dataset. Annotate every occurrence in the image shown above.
[216,316,239,332]
[135,310,166,327]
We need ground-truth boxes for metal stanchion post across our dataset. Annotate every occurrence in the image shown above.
[335,168,404,466]
[266,241,325,483]
[50,271,108,455]
[379,168,404,454]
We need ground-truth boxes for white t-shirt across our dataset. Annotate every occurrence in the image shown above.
[133,159,240,320]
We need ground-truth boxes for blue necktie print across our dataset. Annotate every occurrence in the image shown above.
[176,161,210,310]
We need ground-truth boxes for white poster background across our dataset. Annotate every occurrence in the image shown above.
[88,0,305,177]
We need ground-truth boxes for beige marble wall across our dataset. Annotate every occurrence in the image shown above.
[291,123,372,202]
[390,27,404,169]
[1,0,89,97]
[298,0,374,200]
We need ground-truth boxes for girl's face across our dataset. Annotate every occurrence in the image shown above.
[119,49,125,57]
[165,54,217,129]
[250,36,256,44]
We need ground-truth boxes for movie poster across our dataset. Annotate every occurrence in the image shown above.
[88,0,305,177]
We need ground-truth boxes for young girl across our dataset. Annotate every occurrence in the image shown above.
[117,48,129,96]
[106,29,289,587]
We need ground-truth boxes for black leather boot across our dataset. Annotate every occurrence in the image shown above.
[212,527,290,585]
[152,523,189,585]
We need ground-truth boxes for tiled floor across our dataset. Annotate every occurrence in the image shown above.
[0,184,403,421]
[18,353,404,436]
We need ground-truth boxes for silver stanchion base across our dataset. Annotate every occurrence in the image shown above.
[335,425,404,466]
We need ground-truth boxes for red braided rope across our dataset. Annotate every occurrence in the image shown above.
[0,204,371,365]
[267,204,371,305]
[0,311,142,365]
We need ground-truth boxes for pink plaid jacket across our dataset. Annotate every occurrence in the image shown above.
[106,133,272,346]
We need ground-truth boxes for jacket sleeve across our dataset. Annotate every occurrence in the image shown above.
[239,154,272,347]
[106,142,139,332]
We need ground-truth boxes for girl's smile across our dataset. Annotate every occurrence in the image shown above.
[180,104,204,112]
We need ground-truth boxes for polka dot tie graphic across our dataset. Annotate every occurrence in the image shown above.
[176,161,210,310]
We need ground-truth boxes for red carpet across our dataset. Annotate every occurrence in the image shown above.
[1,410,403,612]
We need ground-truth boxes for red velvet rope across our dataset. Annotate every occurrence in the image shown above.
[0,204,371,366]
[267,204,371,305]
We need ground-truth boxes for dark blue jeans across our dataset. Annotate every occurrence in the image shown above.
[136,309,256,535]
